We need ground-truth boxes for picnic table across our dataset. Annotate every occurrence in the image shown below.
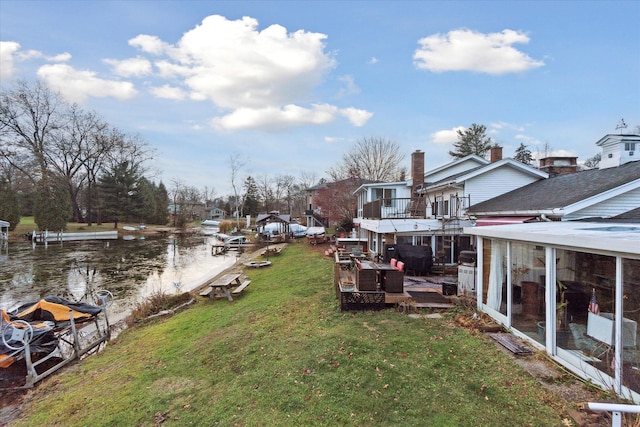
[199,273,250,301]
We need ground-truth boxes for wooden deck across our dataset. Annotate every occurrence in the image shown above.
[334,261,455,310]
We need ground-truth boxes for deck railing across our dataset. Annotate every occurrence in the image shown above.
[362,198,426,219]
[361,196,471,220]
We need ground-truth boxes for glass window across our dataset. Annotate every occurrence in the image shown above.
[624,142,636,151]
[482,238,507,316]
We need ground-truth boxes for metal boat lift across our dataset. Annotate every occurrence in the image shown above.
[1,290,113,389]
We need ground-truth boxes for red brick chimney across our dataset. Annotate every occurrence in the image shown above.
[411,150,424,195]
[490,146,503,163]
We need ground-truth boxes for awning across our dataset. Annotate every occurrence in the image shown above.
[475,216,535,226]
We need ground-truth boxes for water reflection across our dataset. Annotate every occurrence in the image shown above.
[0,233,235,320]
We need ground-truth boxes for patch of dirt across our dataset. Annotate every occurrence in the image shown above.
[499,346,612,426]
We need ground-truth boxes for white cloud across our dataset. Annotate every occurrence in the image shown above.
[491,121,525,132]
[125,15,368,131]
[150,84,187,100]
[104,56,152,77]
[128,34,170,56]
[431,127,465,144]
[324,136,345,143]
[211,104,339,131]
[368,57,379,65]
[336,74,360,97]
[0,41,21,80]
[339,107,372,127]
[414,29,544,75]
[46,52,71,62]
[37,63,137,103]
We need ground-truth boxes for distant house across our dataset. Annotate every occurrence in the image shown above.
[354,148,547,264]
[205,206,227,221]
[464,133,640,403]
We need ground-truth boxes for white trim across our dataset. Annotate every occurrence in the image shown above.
[465,221,640,255]
[424,154,489,179]
[563,178,640,216]
[455,158,548,182]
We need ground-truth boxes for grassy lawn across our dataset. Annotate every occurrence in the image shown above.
[13,240,570,426]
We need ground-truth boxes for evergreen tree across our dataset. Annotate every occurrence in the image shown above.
[243,176,260,217]
[136,178,157,224]
[0,177,21,230]
[33,177,71,231]
[99,161,143,227]
[153,181,170,225]
[448,124,493,159]
[514,143,533,165]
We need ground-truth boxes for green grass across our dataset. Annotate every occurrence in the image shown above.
[14,240,569,426]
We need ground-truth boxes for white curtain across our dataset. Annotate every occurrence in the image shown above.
[487,240,503,311]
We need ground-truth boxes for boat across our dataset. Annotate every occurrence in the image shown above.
[1,291,112,388]
[306,227,328,245]
[244,260,272,268]
[201,220,220,227]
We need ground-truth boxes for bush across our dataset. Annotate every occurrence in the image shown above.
[218,220,235,234]
[127,291,193,325]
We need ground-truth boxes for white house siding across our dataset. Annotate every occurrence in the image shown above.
[464,167,540,206]
[566,186,640,220]
[425,188,460,217]
[600,141,622,169]
[425,158,486,183]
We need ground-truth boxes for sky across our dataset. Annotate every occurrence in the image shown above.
[1,1,639,196]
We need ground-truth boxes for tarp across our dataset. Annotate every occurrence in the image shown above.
[475,216,535,226]
[11,296,103,323]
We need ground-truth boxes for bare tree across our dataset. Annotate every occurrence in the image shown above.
[534,141,554,165]
[0,80,66,184]
[583,153,601,170]
[327,137,405,182]
[256,173,273,213]
[229,153,246,230]
[49,105,107,221]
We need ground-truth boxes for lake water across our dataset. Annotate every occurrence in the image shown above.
[0,231,236,321]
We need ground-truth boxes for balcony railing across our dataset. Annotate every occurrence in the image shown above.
[362,198,426,219]
[361,195,471,220]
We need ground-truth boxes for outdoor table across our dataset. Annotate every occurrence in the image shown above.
[207,273,242,301]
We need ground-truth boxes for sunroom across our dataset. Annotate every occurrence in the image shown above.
[464,221,640,403]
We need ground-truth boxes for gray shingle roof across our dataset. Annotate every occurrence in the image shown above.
[468,160,640,213]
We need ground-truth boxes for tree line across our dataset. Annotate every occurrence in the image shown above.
[2,79,575,233]
[0,80,167,231]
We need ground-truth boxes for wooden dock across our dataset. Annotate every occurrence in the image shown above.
[32,230,118,243]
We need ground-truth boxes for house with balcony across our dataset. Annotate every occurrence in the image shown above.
[354,148,547,267]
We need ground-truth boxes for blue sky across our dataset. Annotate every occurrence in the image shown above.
[1,1,639,196]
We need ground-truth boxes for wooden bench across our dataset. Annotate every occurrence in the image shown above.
[231,280,251,296]
[199,287,214,298]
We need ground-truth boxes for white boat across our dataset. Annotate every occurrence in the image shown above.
[202,220,220,227]
[306,227,328,244]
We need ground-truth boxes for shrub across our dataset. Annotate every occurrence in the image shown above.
[127,291,193,325]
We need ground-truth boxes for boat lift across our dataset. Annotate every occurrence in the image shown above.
[1,290,113,389]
